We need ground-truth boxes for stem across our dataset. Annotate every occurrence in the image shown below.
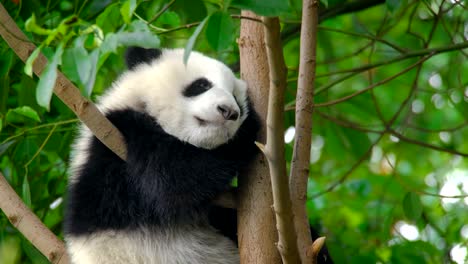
[262,17,300,264]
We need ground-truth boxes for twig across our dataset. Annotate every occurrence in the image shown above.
[389,129,468,157]
[0,172,68,264]
[315,41,468,79]
[289,0,319,262]
[306,236,326,264]
[316,111,384,134]
[262,17,300,264]
[318,26,406,53]
[310,136,381,198]
[147,0,175,24]
[313,55,430,107]
[388,158,468,199]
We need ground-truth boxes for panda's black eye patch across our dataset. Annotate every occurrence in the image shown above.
[183,78,213,97]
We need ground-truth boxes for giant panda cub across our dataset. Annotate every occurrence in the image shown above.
[65,47,260,264]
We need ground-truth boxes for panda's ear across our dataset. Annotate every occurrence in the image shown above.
[125,47,162,70]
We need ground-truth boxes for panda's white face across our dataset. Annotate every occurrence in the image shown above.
[98,49,249,149]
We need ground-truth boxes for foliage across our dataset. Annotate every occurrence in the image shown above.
[1,0,467,263]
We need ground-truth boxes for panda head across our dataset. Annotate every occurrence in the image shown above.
[99,47,250,150]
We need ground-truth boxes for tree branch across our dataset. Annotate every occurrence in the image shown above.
[289,0,319,263]
[0,172,68,264]
[262,16,300,264]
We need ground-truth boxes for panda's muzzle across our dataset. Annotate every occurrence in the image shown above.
[217,105,239,121]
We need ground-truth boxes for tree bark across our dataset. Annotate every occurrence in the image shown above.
[237,11,281,264]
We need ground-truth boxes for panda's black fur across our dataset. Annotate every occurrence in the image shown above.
[65,104,259,235]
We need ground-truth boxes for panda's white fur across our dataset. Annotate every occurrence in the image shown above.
[69,49,248,182]
[65,48,260,264]
[66,227,239,264]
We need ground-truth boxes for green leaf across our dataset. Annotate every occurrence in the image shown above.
[230,0,290,16]
[21,238,49,264]
[402,192,422,221]
[158,11,181,27]
[320,0,329,8]
[24,47,42,77]
[96,3,122,32]
[85,49,99,97]
[120,0,137,24]
[71,45,91,87]
[36,44,64,111]
[22,175,32,208]
[206,11,235,52]
[386,0,401,12]
[6,106,41,123]
[0,118,2,133]
[0,140,15,156]
[172,0,207,23]
[0,51,13,77]
[100,21,160,55]
[184,17,208,64]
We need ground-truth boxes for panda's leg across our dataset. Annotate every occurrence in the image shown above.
[208,205,238,244]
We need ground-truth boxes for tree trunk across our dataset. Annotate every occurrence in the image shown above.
[237,11,281,264]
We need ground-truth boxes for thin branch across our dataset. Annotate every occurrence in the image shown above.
[310,136,381,198]
[313,55,430,107]
[318,26,406,53]
[262,16,300,264]
[290,0,319,263]
[316,111,384,134]
[0,3,127,160]
[147,0,176,24]
[388,158,468,199]
[403,122,467,133]
[149,15,262,35]
[315,41,468,79]
[389,129,468,157]
[0,172,68,264]
[231,15,263,23]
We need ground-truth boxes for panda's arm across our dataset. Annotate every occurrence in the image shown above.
[106,109,241,223]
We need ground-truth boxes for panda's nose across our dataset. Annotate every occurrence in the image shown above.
[217,105,239,121]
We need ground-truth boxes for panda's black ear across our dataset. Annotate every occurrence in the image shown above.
[125,47,162,70]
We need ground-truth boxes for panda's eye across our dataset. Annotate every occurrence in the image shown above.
[183,78,213,97]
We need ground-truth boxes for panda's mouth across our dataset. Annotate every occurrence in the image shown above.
[194,116,208,126]
[194,116,227,127]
